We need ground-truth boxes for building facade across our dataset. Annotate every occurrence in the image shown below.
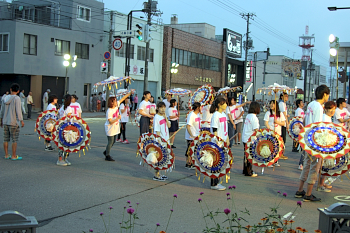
[0,0,105,110]
[105,11,163,100]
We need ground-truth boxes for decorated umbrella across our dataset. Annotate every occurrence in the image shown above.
[200,121,211,133]
[216,86,242,95]
[245,128,284,167]
[35,110,59,141]
[52,116,91,155]
[165,88,192,97]
[188,84,214,108]
[137,133,175,170]
[288,116,304,142]
[321,154,350,177]
[298,122,350,160]
[93,76,133,92]
[189,132,233,183]
[116,88,135,97]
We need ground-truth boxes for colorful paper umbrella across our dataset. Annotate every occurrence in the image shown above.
[245,128,284,167]
[137,133,174,170]
[35,110,59,141]
[321,154,350,177]
[299,122,350,159]
[165,88,192,97]
[189,132,233,180]
[188,84,214,108]
[216,86,241,95]
[288,116,304,142]
[52,116,91,153]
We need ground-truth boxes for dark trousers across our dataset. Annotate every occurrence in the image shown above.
[117,122,127,141]
[105,135,117,156]
[292,141,299,151]
[211,178,219,186]
[140,116,150,136]
[185,140,192,165]
[134,103,138,111]
[243,143,254,176]
[281,126,286,144]
[228,121,235,148]
[27,104,32,119]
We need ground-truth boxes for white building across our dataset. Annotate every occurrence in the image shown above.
[105,11,163,100]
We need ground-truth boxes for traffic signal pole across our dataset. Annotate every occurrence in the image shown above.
[344,50,348,99]
[143,0,152,93]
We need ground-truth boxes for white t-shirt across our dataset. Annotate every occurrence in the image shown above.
[202,105,212,122]
[210,111,228,141]
[295,108,305,118]
[185,111,201,140]
[58,106,73,118]
[334,108,350,128]
[42,92,48,103]
[119,103,130,123]
[102,93,106,101]
[305,100,323,126]
[46,103,57,111]
[105,105,120,136]
[279,101,287,126]
[20,92,25,103]
[163,99,171,117]
[242,113,260,143]
[153,114,169,141]
[168,107,178,121]
[138,100,151,115]
[230,105,244,124]
[323,114,332,123]
[69,102,82,117]
[263,111,286,135]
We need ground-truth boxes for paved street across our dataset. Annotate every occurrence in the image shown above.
[1,111,349,232]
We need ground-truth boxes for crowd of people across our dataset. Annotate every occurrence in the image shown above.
[1,83,348,201]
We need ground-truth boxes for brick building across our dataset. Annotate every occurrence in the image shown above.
[162,25,226,94]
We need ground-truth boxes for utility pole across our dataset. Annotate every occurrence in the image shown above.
[344,50,348,99]
[107,11,114,79]
[240,13,255,91]
[144,0,152,93]
[262,60,267,102]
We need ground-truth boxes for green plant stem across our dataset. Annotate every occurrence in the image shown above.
[131,206,139,233]
[199,202,208,228]
[108,209,111,233]
[153,226,158,233]
[120,209,126,233]
[203,200,217,226]
[101,215,108,233]
[129,214,132,233]
[165,197,176,232]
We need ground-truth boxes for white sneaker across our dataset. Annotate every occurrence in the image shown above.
[298,164,303,170]
[251,173,258,177]
[317,186,331,192]
[268,165,274,168]
[274,162,281,167]
[153,176,165,181]
[211,184,226,191]
[161,175,168,180]
[56,160,68,166]
[65,159,71,166]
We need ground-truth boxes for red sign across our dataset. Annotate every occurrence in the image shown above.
[112,38,123,51]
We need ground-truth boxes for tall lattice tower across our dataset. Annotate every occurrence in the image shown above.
[299,26,315,61]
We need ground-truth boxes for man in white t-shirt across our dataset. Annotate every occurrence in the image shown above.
[163,95,171,118]
[293,99,304,153]
[334,98,350,129]
[42,89,50,112]
[278,93,289,160]
[295,85,330,202]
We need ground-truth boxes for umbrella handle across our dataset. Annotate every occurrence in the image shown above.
[168,124,186,142]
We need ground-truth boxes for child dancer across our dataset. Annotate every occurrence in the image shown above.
[185,102,201,169]
[104,92,133,161]
[264,100,285,168]
[117,97,130,144]
[152,102,171,181]
[334,98,350,130]
[70,94,82,118]
[202,99,213,126]
[293,99,304,153]
[45,95,58,152]
[56,95,73,166]
[242,101,260,177]
[138,91,154,136]
[168,99,178,148]
[210,96,230,191]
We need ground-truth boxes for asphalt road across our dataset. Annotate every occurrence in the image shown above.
[0,111,349,232]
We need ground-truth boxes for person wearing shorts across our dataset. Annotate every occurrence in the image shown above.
[0,83,24,160]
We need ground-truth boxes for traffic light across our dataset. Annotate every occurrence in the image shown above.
[144,24,152,42]
[329,34,339,57]
[101,62,108,73]
[136,23,144,41]
[338,70,348,83]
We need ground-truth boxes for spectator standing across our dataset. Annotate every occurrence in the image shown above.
[130,94,134,112]
[1,91,9,103]
[163,95,171,118]
[42,89,50,111]
[89,94,93,112]
[27,91,34,119]
[0,83,24,160]
[97,92,102,112]
[102,91,106,112]
[134,94,138,111]
[92,94,97,112]
[20,90,26,114]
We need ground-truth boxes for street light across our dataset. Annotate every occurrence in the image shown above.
[63,54,77,94]
[170,62,179,74]
[329,34,339,99]
[328,6,350,11]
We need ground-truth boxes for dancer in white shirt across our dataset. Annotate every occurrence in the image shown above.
[334,98,350,129]
[293,99,305,153]
[70,94,82,118]
[168,99,179,148]
[185,102,201,169]
[45,95,58,152]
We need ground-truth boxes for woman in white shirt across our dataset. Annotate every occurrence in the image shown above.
[293,99,304,153]
[70,94,82,118]
[103,92,133,162]
[185,102,201,169]
[45,95,58,152]
[264,100,285,168]
[168,99,179,148]
[201,99,214,130]
[209,96,229,191]
[242,102,261,177]
[138,91,154,136]
[117,98,130,144]
[334,98,350,129]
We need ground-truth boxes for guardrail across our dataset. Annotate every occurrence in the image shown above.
[318,202,350,232]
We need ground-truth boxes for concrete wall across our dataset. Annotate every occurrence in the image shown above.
[166,23,216,40]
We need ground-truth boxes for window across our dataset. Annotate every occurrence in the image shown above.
[210,58,220,72]
[178,50,183,65]
[55,39,70,56]
[0,33,9,52]
[75,42,89,59]
[24,8,35,21]
[175,49,180,64]
[77,6,91,22]
[115,44,134,59]
[190,52,197,67]
[149,48,154,62]
[137,46,146,61]
[198,54,203,69]
[23,34,37,55]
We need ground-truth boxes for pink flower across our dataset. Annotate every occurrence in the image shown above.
[297,201,302,207]
[200,192,204,195]
[127,208,134,215]
[109,207,113,210]
[99,212,103,216]
[89,229,93,232]
[156,223,160,226]
[229,185,236,189]
[198,198,202,202]
[224,208,231,215]
[283,192,287,197]
[173,194,178,198]
[226,192,230,196]
[227,197,231,200]
[127,200,131,204]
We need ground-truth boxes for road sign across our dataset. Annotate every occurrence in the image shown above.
[104,51,111,60]
[113,38,123,51]
[120,30,135,37]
